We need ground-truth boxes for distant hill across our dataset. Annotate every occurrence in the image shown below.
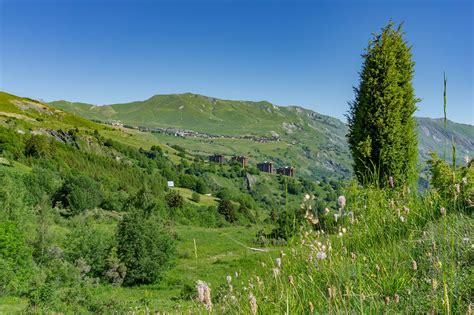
[51,94,473,180]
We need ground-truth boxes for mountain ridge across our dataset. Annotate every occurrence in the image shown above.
[8,91,472,181]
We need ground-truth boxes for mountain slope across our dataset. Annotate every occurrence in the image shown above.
[51,94,473,180]
[51,94,353,180]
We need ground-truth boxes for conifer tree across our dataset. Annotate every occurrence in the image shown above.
[347,21,418,187]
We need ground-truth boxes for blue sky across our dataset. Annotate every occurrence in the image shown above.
[1,0,472,124]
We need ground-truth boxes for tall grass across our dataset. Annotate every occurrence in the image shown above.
[189,75,473,314]
[202,183,473,314]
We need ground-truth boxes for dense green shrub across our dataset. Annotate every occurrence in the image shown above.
[165,190,184,209]
[54,175,103,215]
[217,199,236,223]
[0,220,34,295]
[428,153,473,211]
[191,192,201,203]
[24,135,53,159]
[347,21,418,187]
[116,208,175,286]
[65,222,114,279]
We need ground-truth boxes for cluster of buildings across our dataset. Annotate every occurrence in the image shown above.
[208,154,295,177]
[256,161,296,177]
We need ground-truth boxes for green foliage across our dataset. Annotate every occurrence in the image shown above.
[54,175,103,215]
[0,221,34,295]
[24,135,53,159]
[217,199,236,223]
[428,153,473,211]
[347,22,418,187]
[165,190,184,209]
[191,192,201,203]
[116,208,176,286]
[65,222,114,279]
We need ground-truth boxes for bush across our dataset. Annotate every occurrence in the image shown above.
[217,199,236,223]
[165,190,184,209]
[116,209,175,286]
[0,221,34,295]
[54,175,103,215]
[64,222,113,279]
[24,135,53,159]
[347,22,418,186]
[191,192,201,203]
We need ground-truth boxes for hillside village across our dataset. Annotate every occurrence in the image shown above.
[209,153,296,177]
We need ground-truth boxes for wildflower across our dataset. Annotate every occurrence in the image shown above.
[455,184,461,193]
[411,260,417,271]
[385,296,390,304]
[431,278,437,290]
[196,280,212,310]
[235,271,239,278]
[338,196,346,209]
[334,213,339,222]
[389,176,394,188]
[226,275,232,285]
[440,207,446,215]
[272,267,280,277]
[394,293,400,303]
[308,301,314,313]
[288,275,294,285]
[304,193,311,201]
[399,216,405,223]
[248,293,257,315]
[464,155,469,165]
[403,206,410,215]
[275,257,282,268]
[342,227,347,234]
[316,251,327,260]
[375,264,380,273]
[338,232,343,237]
[351,252,356,260]
[462,177,468,185]
[324,207,330,214]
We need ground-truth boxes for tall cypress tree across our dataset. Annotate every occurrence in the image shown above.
[347,22,418,187]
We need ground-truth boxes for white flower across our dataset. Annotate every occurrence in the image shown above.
[342,227,347,234]
[316,251,327,260]
[462,177,468,185]
[272,268,280,277]
[249,293,257,315]
[226,275,232,285]
[464,156,470,165]
[275,257,282,268]
[440,207,446,215]
[399,216,405,222]
[454,184,460,193]
[304,194,311,201]
[338,196,346,209]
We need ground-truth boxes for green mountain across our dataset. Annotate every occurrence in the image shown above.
[50,93,473,180]
[51,94,353,181]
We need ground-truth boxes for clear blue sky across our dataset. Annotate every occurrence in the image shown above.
[1,0,472,124]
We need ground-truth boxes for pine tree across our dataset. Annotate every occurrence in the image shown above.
[347,21,418,187]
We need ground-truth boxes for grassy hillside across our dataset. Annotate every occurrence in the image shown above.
[51,94,353,181]
[0,90,342,312]
[50,94,473,182]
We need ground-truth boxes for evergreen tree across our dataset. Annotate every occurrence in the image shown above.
[347,21,418,187]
